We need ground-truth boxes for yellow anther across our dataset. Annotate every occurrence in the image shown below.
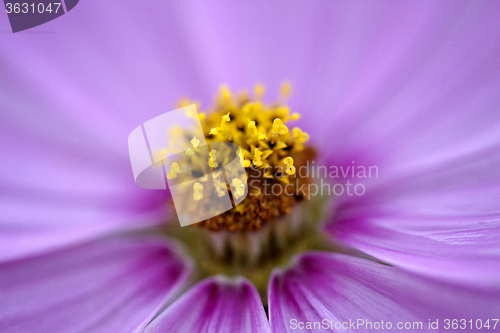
[208,150,218,168]
[280,81,292,98]
[272,118,289,136]
[220,112,231,129]
[221,112,230,123]
[193,182,204,201]
[248,120,259,135]
[231,178,245,199]
[290,113,301,120]
[248,120,267,140]
[254,84,265,100]
[191,136,200,148]
[220,85,232,100]
[186,148,194,156]
[293,127,309,143]
[283,157,295,176]
[253,148,263,167]
[209,113,231,136]
[237,147,249,168]
[167,162,180,179]
[213,177,226,197]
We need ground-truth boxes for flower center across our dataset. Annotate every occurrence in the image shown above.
[161,83,332,301]
[184,83,316,230]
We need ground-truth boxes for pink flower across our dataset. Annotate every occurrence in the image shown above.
[1,1,500,332]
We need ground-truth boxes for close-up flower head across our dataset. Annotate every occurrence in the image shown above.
[1,1,500,332]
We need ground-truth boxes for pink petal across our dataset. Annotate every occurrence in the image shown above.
[326,148,500,285]
[0,84,172,262]
[0,235,192,333]
[269,252,500,333]
[0,75,172,262]
[309,2,500,176]
[144,276,270,333]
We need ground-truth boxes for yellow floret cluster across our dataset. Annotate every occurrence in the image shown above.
[176,83,315,231]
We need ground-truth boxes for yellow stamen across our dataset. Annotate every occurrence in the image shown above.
[271,118,289,136]
[193,182,204,201]
[248,121,267,140]
[167,162,180,179]
[208,150,218,168]
[220,112,231,130]
[231,178,245,199]
[248,120,259,136]
[253,148,263,167]
[220,85,232,100]
[283,157,295,176]
[280,81,292,98]
[191,136,200,148]
[237,147,252,168]
[212,173,226,197]
[293,127,309,143]
[254,84,265,100]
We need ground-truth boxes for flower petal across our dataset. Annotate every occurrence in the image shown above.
[308,1,500,175]
[144,276,270,333]
[0,79,172,262]
[0,235,192,333]
[269,252,500,333]
[326,148,500,285]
